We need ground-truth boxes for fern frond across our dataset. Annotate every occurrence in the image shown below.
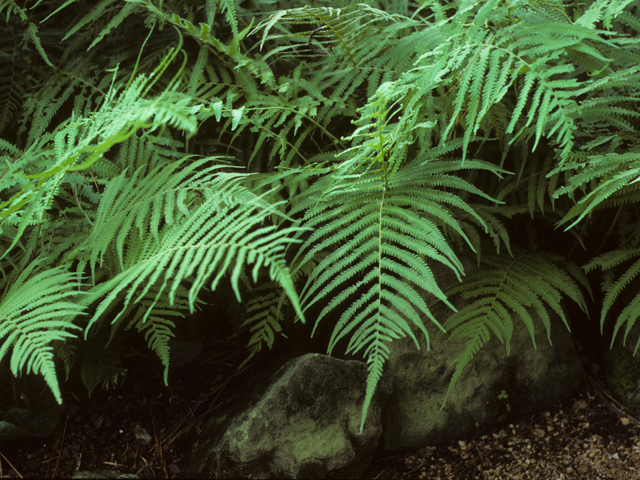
[89,2,138,51]
[584,247,640,348]
[236,283,289,370]
[80,333,127,398]
[441,249,589,406]
[1,0,53,67]
[81,176,304,341]
[390,0,628,165]
[52,339,78,383]
[553,151,640,230]
[453,204,521,259]
[252,3,424,127]
[293,155,505,433]
[132,0,276,88]
[576,0,636,29]
[1,59,200,259]
[124,283,193,384]
[0,53,25,137]
[210,0,239,36]
[0,259,84,404]
[56,0,120,44]
[84,160,255,275]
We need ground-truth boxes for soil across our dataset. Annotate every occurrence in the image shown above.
[1,331,639,480]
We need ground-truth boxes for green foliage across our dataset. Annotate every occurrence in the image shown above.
[442,248,590,406]
[2,0,640,436]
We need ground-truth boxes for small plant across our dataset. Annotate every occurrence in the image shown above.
[498,390,509,400]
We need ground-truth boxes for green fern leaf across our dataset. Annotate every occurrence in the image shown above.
[82,176,304,341]
[294,156,505,433]
[441,249,589,406]
[0,259,84,404]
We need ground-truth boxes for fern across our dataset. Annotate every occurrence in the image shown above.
[80,332,128,398]
[290,151,505,432]
[553,150,640,229]
[585,247,640,353]
[79,162,304,328]
[0,259,84,404]
[235,282,290,370]
[441,248,590,405]
[0,1,53,67]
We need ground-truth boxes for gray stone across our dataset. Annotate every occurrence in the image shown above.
[184,352,392,479]
[382,257,582,450]
[133,424,152,445]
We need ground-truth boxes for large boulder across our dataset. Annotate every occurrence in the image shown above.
[184,352,393,479]
[381,257,582,450]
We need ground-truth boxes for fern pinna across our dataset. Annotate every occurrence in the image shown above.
[2,0,640,435]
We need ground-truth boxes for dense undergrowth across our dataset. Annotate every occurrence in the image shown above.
[2,0,640,436]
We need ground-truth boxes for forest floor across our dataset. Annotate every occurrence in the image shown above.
[1,330,640,480]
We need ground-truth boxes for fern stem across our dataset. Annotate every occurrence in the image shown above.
[74,189,94,227]
[595,205,623,255]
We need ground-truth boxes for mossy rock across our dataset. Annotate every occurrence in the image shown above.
[603,346,639,402]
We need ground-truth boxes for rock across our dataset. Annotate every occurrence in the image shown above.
[0,407,61,441]
[168,337,203,368]
[184,352,392,479]
[603,322,640,411]
[381,257,582,450]
[133,424,152,445]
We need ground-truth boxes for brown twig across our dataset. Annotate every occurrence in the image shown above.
[0,451,23,478]
[52,414,69,478]
[149,400,168,479]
